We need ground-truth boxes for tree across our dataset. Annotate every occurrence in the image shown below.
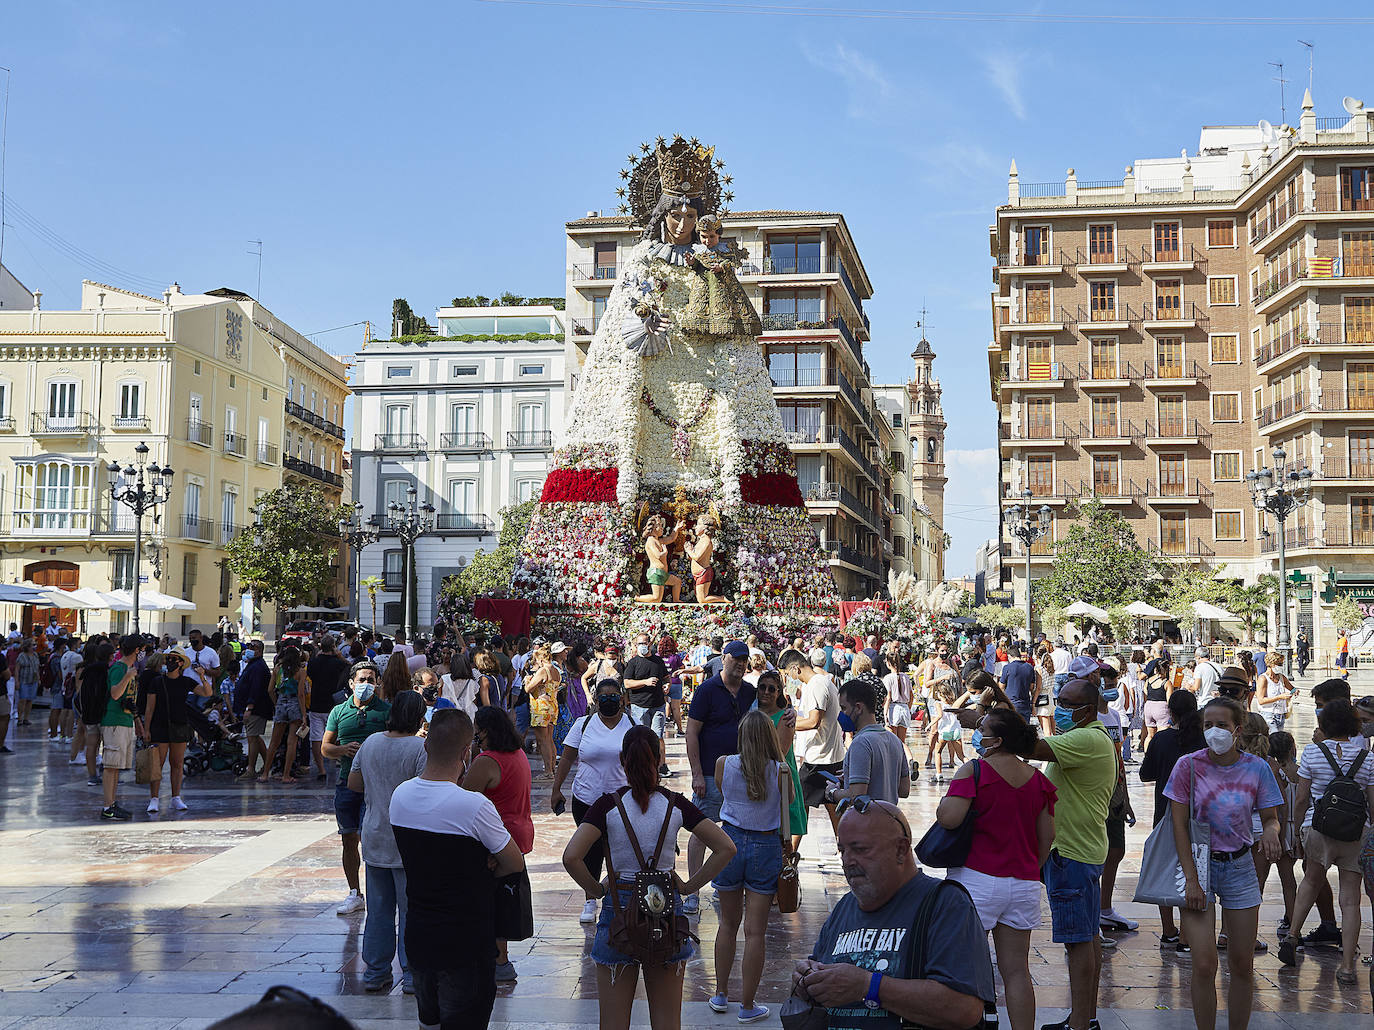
[221,486,351,631]
[1159,563,1236,635]
[1031,499,1165,613]
[360,576,384,632]
[1331,593,1364,635]
[438,501,538,611]
[972,605,1025,631]
[391,298,432,337]
[1229,574,1278,643]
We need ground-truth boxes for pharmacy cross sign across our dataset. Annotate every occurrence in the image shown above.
[225,309,244,362]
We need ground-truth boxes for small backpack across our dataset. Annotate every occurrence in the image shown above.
[1311,741,1370,843]
[604,793,697,966]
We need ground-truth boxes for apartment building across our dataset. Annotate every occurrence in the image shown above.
[350,305,566,628]
[565,210,895,598]
[0,279,348,636]
[989,90,1374,651]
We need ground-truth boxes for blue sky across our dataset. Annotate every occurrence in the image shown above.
[3,2,1370,573]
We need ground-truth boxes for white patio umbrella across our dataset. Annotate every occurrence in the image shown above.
[36,587,103,609]
[1063,601,1110,622]
[105,589,195,612]
[1192,599,1240,622]
[65,587,126,609]
[0,583,55,604]
[1124,601,1172,619]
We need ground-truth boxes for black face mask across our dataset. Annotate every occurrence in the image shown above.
[598,694,622,717]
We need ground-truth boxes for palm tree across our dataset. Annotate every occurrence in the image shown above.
[360,576,384,633]
[1230,574,1278,644]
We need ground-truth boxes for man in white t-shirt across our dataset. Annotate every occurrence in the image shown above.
[1192,646,1222,702]
[781,646,843,838]
[390,709,524,1030]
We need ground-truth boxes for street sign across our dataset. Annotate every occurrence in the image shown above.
[138,575,149,584]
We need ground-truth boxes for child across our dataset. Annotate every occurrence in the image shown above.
[931,680,963,783]
[1256,729,1300,942]
[697,213,726,252]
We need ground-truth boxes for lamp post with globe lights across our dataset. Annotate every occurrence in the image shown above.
[1006,488,1053,642]
[1248,446,1313,662]
[338,502,381,628]
[107,442,174,634]
[387,485,434,640]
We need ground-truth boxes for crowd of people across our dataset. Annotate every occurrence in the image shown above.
[4,615,1374,1030]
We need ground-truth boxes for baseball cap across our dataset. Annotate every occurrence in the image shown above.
[550,641,568,655]
[1068,655,1099,678]
[723,640,750,659]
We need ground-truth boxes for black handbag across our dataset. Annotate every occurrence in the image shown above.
[914,760,980,868]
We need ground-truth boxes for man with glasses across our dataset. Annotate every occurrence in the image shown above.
[794,797,993,1029]
[1030,677,1117,1030]
[322,660,391,916]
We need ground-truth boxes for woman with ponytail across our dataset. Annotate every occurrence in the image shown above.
[562,724,735,1030]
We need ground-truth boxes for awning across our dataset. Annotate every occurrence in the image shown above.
[1063,601,1110,622]
[1192,599,1240,622]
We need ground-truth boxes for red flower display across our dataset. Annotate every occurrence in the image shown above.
[540,468,620,504]
[739,472,804,508]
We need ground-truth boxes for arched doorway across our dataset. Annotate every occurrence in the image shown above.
[24,560,79,634]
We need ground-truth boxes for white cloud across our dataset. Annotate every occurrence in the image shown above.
[982,51,1028,120]
[801,41,895,119]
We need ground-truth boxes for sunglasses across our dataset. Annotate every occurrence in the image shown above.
[835,795,910,838]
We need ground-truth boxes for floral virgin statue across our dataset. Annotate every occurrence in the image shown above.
[512,136,836,625]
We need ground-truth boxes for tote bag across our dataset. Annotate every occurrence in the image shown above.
[1132,755,1210,907]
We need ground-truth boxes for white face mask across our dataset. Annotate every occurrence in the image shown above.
[636,643,651,657]
[1204,727,1234,755]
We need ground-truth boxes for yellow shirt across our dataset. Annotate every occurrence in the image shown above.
[1044,719,1117,865]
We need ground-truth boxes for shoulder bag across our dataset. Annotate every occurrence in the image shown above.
[604,793,697,966]
[775,763,801,914]
[1132,753,1211,906]
[914,760,981,868]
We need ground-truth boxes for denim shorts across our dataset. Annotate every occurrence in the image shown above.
[631,703,666,738]
[713,822,784,895]
[1053,673,1070,700]
[1043,850,1104,944]
[590,884,694,967]
[693,779,724,822]
[334,782,365,836]
[274,696,301,723]
[668,682,684,701]
[1208,850,1264,910]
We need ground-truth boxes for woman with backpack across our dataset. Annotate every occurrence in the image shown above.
[1278,698,1374,982]
[551,678,634,925]
[562,725,735,1030]
[439,652,485,719]
[76,641,115,785]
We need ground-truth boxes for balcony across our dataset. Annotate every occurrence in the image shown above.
[375,433,427,454]
[1073,479,1144,505]
[1072,245,1137,273]
[32,413,95,436]
[439,431,493,453]
[571,263,618,282]
[833,542,880,576]
[1313,458,1374,482]
[220,522,242,545]
[92,509,137,535]
[111,415,150,431]
[0,416,13,432]
[181,515,214,542]
[571,317,600,337]
[1075,361,1138,389]
[1251,260,1307,308]
[320,418,345,440]
[1260,526,1313,554]
[1000,482,1071,506]
[434,513,493,535]
[1148,537,1215,559]
[285,399,316,426]
[1142,360,1208,387]
[1255,323,1374,371]
[1076,303,1136,331]
[256,442,279,465]
[838,485,879,529]
[1000,362,1071,390]
[999,248,1072,275]
[1142,301,1207,330]
[1077,419,1143,447]
[1250,195,1302,248]
[283,453,344,488]
[185,418,213,447]
[1322,525,1374,548]
[999,305,1074,333]
[507,429,554,451]
[1144,419,1211,446]
[223,431,247,458]
[1256,391,1314,429]
[999,422,1079,451]
[805,482,840,503]
[1145,478,1214,505]
[1142,243,1203,273]
[383,572,404,591]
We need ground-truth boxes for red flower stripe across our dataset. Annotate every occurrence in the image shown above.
[739,472,805,508]
[540,468,620,504]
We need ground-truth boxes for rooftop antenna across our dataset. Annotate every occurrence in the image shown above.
[248,239,263,300]
[0,67,11,273]
[1269,61,1289,124]
[1298,40,1314,96]
[915,302,930,339]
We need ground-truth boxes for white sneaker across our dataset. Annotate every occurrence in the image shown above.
[147,798,160,814]
[169,796,188,812]
[579,899,599,923]
[1100,907,1139,931]
[336,889,365,915]
[69,756,85,765]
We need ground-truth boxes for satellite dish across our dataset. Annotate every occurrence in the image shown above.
[1343,96,1366,115]
[1258,119,1274,141]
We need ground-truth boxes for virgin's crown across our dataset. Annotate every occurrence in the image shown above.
[656,139,716,199]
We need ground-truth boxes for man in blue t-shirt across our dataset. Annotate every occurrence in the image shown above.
[999,642,1037,719]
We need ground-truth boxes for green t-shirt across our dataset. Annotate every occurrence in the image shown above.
[325,696,392,778]
[1043,719,1117,865]
[101,660,135,728]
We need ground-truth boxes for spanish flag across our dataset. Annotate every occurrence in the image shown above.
[1028,362,1052,381]
[1309,257,1337,278]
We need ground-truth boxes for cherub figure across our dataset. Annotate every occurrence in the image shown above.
[686,514,727,605]
[635,514,687,604]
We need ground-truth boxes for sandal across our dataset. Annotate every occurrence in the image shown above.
[1336,968,1358,985]
[1217,934,1228,950]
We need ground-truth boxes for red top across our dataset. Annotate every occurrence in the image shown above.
[947,761,1056,881]
[480,748,534,853]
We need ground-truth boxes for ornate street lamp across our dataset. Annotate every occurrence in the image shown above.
[386,485,434,640]
[1248,446,1313,662]
[1007,488,1052,640]
[107,442,174,634]
[338,502,381,627]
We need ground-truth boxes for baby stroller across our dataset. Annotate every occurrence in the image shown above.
[183,700,249,777]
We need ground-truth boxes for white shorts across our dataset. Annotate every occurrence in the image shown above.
[888,703,912,728]
[946,866,1043,932]
[308,711,330,742]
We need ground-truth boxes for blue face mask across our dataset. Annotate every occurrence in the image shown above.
[1054,705,1079,733]
[971,729,986,756]
[838,711,856,734]
[353,682,375,703]
[1102,688,1119,702]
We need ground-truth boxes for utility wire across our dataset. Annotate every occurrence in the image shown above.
[3,195,168,293]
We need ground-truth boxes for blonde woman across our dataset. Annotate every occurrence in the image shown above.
[1254,652,1294,733]
[524,644,561,779]
[709,709,792,1024]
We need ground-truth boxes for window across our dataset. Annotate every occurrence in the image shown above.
[1354,498,1374,545]
[219,563,232,608]
[1087,224,1115,263]
[228,373,236,389]
[1348,363,1374,410]
[221,489,237,538]
[1213,452,1242,481]
[1092,455,1120,495]
[386,366,413,379]
[117,382,142,422]
[778,402,824,440]
[1346,298,1374,345]
[763,289,825,326]
[111,550,135,591]
[182,554,197,600]
[515,479,543,502]
[767,233,822,274]
[1351,432,1374,477]
[1022,226,1050,265]
[1154,222,1181,261]
[1210,335,1239,363]
[193,360,202,375]
[1026,456,1054,496]
[1157,395,1186,434]
[48,381,78,421]
[519,364,544,376]
[769,344,825,387]
[1089,281,1116,320]
[1208,277,1237,306]
[383,549,405,590]
[1339,166,1374,211]
[452,364,478,377]
[1090,395,1119,436]
[593,241,617,279]
[517,402,546,435]
[1155,279,1181,318]
[1089,338,1117,379]
[0,381,7,417]
[591,295,607,329]
[1156,338,1183,377]
[1023,283,1051,322]
[383,480,412,511]
[1206,220,1235,248]
[1342,231,1374,277]
[794,454,822,495]
[15,460,94,531]
[1211,393,1240,422]
[450,403,478,436]
[1025,396,1054,438]
[1215,511,1243,540]
[1159,512,1187,554]
[447,479,477,513]
[1024,338,1053,370]
[384,404,411,438]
